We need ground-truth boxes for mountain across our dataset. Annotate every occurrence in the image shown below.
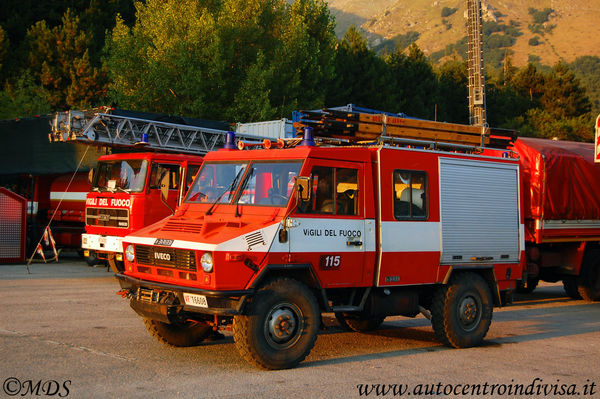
[327,0,600,68]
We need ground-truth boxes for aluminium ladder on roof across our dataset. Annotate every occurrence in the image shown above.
[49,107,265,155]
[294,109,515,149]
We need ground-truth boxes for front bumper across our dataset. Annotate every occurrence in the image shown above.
[116,273,254,319]
[82,233,123,253]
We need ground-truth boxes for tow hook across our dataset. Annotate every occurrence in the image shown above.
[116,289,130,298]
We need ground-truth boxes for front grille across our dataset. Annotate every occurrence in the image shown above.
[135,245,197,271]
[86,207,129,228]
[161,220,203,234]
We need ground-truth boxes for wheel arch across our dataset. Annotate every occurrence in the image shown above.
[442,266,501,307]
[249,264,327,310]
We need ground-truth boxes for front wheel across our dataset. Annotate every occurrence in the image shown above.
[233,278,320,370]
[108,254,124,273]
[144,319,212,347]
[431,272,493,348]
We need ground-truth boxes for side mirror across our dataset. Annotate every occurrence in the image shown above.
[160,172,170,202]
[88,168,94,185]
[294,176,311,203]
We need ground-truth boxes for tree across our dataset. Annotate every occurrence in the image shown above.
[106,0,223,116]
[435,60,469,124]
[0,27,7,77]
[0,71,51,119]
[540,62,591,119]
[508,63,544,104]
[268,0,336,117]
[326,26,390,110]
[26,9,106,109]
[105,0,336,121]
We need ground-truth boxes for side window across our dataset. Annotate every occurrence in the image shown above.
[393,170,427,220]
[299,166,358,216]
[149,163,180,190]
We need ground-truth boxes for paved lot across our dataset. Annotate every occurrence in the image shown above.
[1,257,599,398]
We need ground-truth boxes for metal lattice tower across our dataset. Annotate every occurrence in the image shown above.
[467,0,487,127]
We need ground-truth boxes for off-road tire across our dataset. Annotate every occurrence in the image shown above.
[562,276,581,299]
[578,259,600,301]
[233,277,320,370]
[108,255,124,273]
[431,272,493,348]
[85,253,100,266]
[334,313,385,332]
[143,318,211,347]
[515,276,539,294]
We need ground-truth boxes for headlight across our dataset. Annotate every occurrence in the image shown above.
[125,244,135,262]
[201,252,213,273]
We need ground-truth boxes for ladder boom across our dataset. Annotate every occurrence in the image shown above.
[49,107,264,155]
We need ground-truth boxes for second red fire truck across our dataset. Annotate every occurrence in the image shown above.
[83,152,203,272]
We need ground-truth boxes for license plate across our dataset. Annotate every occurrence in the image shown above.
[183,293,208,308]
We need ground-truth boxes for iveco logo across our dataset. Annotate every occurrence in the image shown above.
[98,214,110,222]
[154,252,171,261]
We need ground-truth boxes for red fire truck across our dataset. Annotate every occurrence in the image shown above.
[115,112,528,369]
[82,152,203,272]
[50,107,266,272]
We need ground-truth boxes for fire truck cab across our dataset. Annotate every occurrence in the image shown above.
[116,133,523,369]
[83,152,203,272]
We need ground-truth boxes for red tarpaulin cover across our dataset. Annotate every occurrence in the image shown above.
[512,137,600,221]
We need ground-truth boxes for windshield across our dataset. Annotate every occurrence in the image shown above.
[93,160,148,193]
[186,162,248,204]
[186,161,302,206]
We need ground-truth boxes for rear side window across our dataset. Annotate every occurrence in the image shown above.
[393,170,427,220]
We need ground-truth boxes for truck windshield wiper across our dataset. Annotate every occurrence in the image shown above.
[206,167,246,216]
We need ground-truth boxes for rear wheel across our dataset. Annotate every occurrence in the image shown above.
[578,259,600,301]
[431,272,493,348]
[143,319,212,347]
[334,313,385,332]
[233,278,319,370]
[562,276,581,299]
[516,276,539,294]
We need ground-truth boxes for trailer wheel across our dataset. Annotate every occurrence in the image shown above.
[143,318,211,347]
[334,313,385,332]
[233,278,319,370]
[578,259,600,301]
[562,276,581,299]
[431,272,493,348]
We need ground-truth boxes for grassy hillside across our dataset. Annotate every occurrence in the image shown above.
[328,0,600,68]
